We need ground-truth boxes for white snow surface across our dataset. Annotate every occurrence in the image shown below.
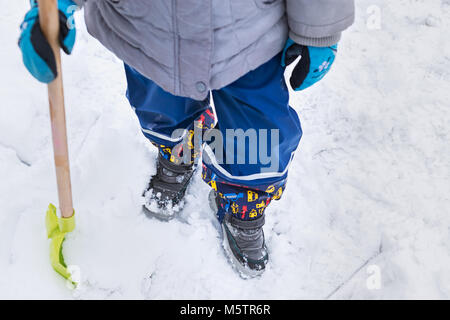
[1,1,450,299]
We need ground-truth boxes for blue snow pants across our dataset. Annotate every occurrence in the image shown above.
[125,53,302,221]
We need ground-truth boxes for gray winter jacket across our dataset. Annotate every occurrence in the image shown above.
[73,0,355,100]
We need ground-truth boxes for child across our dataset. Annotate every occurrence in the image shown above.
[19,0,354,277]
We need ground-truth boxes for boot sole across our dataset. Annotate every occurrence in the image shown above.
[142,203,178,221]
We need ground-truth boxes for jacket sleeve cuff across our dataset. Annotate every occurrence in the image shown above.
[72,0,84,7]
[289,31,341,47]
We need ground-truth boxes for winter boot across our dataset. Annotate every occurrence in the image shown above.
[143,152,195,220]
[209,190,269,277]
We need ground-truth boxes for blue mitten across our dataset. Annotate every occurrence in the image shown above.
[18,0,77,83]
[281,38,337,91]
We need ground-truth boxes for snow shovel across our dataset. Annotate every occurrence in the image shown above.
[39,0,76,284]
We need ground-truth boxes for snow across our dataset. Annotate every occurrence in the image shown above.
[1,0,450,299]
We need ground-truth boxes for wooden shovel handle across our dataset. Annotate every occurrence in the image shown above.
[38,0,74,218]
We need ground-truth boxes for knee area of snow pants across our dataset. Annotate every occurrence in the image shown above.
[125,53,302,221]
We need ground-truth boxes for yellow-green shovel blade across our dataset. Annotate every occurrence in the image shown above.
[46,204,76,284]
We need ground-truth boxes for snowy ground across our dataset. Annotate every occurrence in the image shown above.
[1,1,450,299]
